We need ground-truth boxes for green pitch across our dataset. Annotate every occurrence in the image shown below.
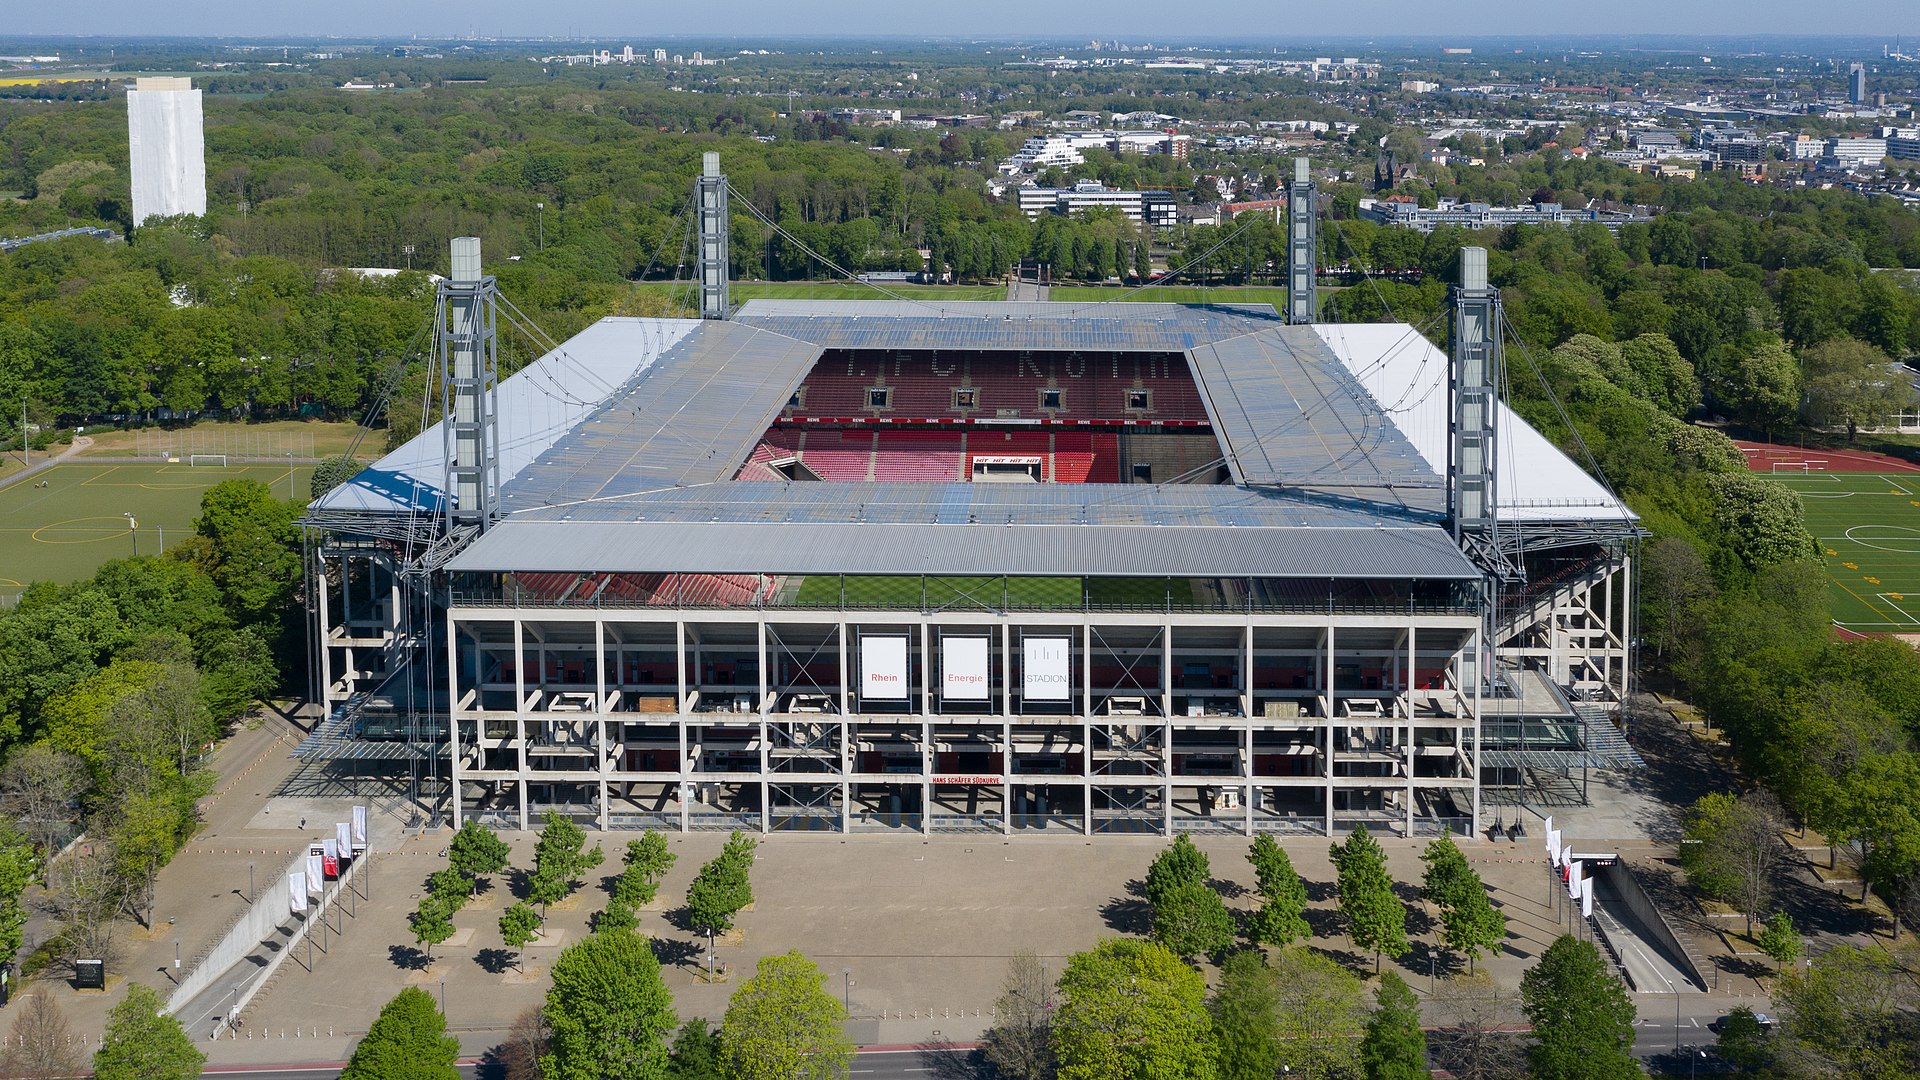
[0,461,313,599]
[1768,471,1920,632]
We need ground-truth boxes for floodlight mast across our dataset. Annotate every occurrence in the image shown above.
[439,237,501,534]
[1285,157,1318,325]
[1448,246,1505,572]
[696,152,731,320]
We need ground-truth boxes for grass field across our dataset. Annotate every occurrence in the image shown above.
[0,461,313,600]
[791,574,1194,610]
[1769,470,1920,631]
[74,419,369,460]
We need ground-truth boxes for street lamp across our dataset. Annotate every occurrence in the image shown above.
[124,513,137,556]
[536,202,545,251]
[403,243,416,271]
[439,977,446,1016]
[842,967,852,1012]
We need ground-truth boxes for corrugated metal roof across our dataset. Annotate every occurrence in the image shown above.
[504,480,1442,526]
[311,317,700,514]
[498,321,822,512]
[448,519,1481,579]
[1186,326,1440,489]
[736,300,1282,352]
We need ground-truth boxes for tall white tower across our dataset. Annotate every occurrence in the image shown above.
[126,77,206,225]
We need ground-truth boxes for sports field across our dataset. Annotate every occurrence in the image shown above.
[0,461,312,600]
[1767,469,1920,632]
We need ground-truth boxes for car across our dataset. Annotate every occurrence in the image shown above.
[1708,1010,1775,1034]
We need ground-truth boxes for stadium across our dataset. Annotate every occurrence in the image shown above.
[297,156,1640,838]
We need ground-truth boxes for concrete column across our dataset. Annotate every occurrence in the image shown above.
[1323,622,1335,836]
[447,613,464,827]
[596,618,609,832]
[514,618,528,831]
[1162,622,1173,836]
[1406,625,1417,837]
[758,619,770,835]
[676,620,690,833]
[1082,623,1093,837]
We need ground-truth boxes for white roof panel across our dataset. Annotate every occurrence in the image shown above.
[1312,323,1636,526]
[312,317,700,514]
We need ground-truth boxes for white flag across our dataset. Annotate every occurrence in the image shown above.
[306,853,324,893]
[1568,861,1583,899]
[1582,879,1594,918]
[1542,816,1554,850]
[352,806,368,850]
[336,823,352,862]
[289,873,308,913]
[1548,830,1562,867]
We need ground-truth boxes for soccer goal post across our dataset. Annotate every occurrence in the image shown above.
[187,454,229,468]
[1770,461,1810,474]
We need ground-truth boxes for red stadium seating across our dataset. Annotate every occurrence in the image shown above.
[783,351,1211,424]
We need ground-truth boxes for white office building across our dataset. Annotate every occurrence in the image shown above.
[127,77,206,225]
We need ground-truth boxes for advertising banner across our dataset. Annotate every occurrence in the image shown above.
[351,805,368,852]
[321,838,340,878]
[861,636,909,700]
[1022,636,1072,702]
[289,873,308,913]
[335,823,352,864]
[942,637,990,701]
[305,853,323,893]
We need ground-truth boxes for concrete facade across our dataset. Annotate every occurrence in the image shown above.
[127,76,206,224]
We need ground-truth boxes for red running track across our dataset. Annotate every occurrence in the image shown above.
[1735,439,1920,473]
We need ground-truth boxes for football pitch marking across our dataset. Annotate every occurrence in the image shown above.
[1877,594,1920,627]
[30,516,132,545]
[1841,525,1920,554]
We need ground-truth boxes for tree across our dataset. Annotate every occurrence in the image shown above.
[1519,935,1642,1080]
[1361,972,1428,1080]
[311,455,367,498]
[1705,472,1818,572]
[1144,834,1211,908]
[1271,945,1369,1080]
[190,478,301,626]
[1712,1005,1772,1074]
[1152,880,1235,962]
[1421,833,1475,911]
[985,949,1055,1080]
[0,744,89,856]
[1720,339,1800,436]
[687,835,755,937]
[617,831,677,908]
[542,928,677,1080]
[1051,938,1214,1080]
[1618,334,1700,418]
[667,1019,726,1080]
[497,1005,549,1080]
[1245,835,1310,948]
[500,902,542,969]
[410,894,456,958]
[1210,949,1279,1080]
[341,986,460,1080]
[0,825,36,970]
[1800,337,1913,440]
[92,983,205,1080]
[1772,943,1918,1077]
[528,811,604,914]
[1,994,81,1080]
[1331,826,1409,971]
[1430,973,1526,1080]
[1680,791,1784,935]
[428,867,472,908]
[448,819,512,896]
[1757,912,1800,976]
[1439,887,1508,972]
[720,951,854,1080]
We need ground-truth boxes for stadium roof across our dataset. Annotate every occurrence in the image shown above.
[446,520,1481,579]
[316,298,1629,578]
[1314,324,1635,528]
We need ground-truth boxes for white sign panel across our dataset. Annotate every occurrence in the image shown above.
[861,636,909,700]
[942,637,990,701]
[1022,636,1072,702]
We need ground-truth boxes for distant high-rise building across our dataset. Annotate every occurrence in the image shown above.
[653,48,668,62]
[1849,62,1868,104]
[621,45,634,63]
[126,77,206,225]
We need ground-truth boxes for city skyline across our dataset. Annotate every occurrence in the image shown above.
[5,1,1920,42]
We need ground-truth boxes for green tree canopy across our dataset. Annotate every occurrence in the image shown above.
[1520,935,1642,1080]
[1151,879,1235,963]
[1361,972,1429,1080]
[542,928,678,1080]
[1331,826,1409,970]
[1245,834,1310,949]
[528,810,604,913]
[448,819,512,893]
[341,986,460,1080]
[1210,949,1280,1080]
[1144,834,1211,909]
[1052,938,1216,1080]
[92,983,206,1080]
[719,951,854,1080]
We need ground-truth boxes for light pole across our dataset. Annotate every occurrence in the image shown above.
[536,202,545,251]
[403,243,416,271]
[439,976,446,1016]
[248,861,255,903]
[124,513,137,556]
[287,451,295,500]
[842,967,851,1012]
[706,927,715,978]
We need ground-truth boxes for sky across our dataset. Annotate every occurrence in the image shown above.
[9,0,1919,42]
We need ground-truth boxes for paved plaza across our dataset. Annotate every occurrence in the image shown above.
[9,701,1801,1068]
